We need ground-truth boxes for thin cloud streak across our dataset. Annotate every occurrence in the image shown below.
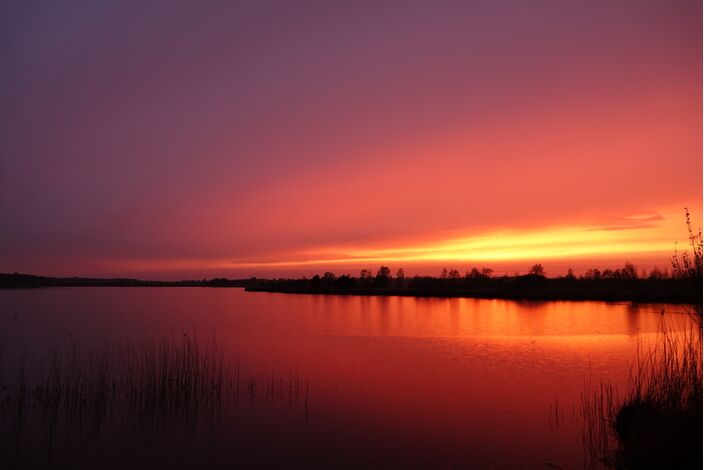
[227,207,692,270]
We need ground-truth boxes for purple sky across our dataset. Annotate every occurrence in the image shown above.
[1,1,701,278]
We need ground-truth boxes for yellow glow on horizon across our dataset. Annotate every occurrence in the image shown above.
[227,206,696,270]
[99,205,699,274]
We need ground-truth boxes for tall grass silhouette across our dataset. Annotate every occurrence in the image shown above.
[0,334,307,453]
[581,320,702,469]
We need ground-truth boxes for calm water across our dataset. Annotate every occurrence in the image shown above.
[0,288,693,469]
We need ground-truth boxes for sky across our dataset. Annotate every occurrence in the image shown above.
[0,0,701,279]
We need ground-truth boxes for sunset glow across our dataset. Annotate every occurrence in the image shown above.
[225,206,699,271]
[0,2,702,469]
[0,1,700,278]
[231,226,677,268]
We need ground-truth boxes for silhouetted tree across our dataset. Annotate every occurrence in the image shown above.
[565,268,576,280]
[620,262,638,280]
[440,268,449,279]
[528,264,545,277]
[359,269,374,287]
[448,269,460,280]
[375,266,392,288]
[466,267,493,280]
[395,268,406,289]
[583,269,601,280]
[648,267,667,280]
[466,268,480,279]
[376,266,391,279]
[335,274,356,288]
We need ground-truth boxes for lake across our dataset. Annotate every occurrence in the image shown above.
[0,288,693,469]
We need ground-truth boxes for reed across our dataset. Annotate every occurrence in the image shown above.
[581,320,702,469]
[0,334,306,436]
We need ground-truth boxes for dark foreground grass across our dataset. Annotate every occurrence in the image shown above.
[582,317,702,469]
[0,335,307,435]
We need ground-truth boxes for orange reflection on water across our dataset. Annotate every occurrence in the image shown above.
[0,288,696,468]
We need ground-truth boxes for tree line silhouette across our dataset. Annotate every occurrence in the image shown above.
[251,210,703,304]
[4,210,700,304]
[247,260,698,304]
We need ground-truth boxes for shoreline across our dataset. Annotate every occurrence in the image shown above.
[3,272,699,304]
[245,286,699,304]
